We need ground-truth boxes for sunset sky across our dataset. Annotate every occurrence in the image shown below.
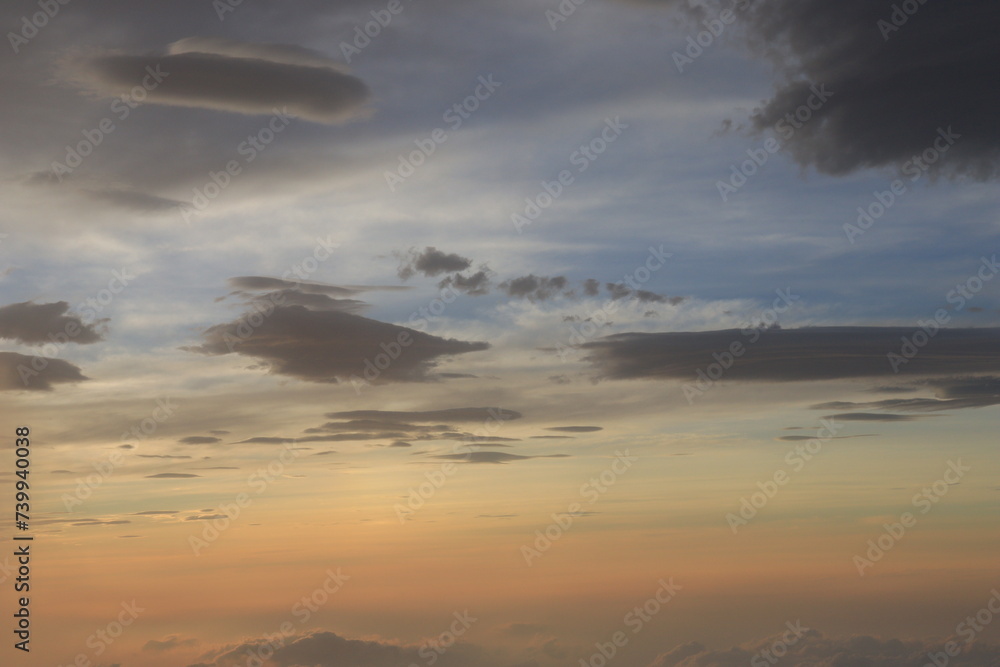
[2,1,1000,666]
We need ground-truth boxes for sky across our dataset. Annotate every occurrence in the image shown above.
[1,1,999,666]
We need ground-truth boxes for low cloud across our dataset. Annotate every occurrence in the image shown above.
[0,301,104,345]
[0,352,89,391]
[583,327,1000,382]
[65,38,370,124]
[398,247,472,279]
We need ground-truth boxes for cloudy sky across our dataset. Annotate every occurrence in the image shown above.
[2,1,1000,665]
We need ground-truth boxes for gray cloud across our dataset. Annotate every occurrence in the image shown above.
[438,270,492,296]
[327,408,522,422]
[0,301,104,345]
[187,299,489,384]
[432,452,569,464]
[584,327,1000,382]
[545,426,603,433]
[145,473,201,478]
[179,436,222,445]
[0,352,89,391]
[741,0,1000,179]
[65,39,371,124]
[398,247,472,279]
[500,275,569,301]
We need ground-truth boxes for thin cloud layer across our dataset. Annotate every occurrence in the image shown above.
[66,39,370,124]
[583,327,1000,382]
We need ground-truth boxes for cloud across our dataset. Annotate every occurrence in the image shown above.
[65,39,370,124]
[398,247,472,279]
[431,452,569,464]
[649,631,1000,666]
[740,0,1000,180]
[438,270,492,296]
[179,436,222,445]
[0,352,89,391]
[0,301,104,345]
[142,634,197,653]
[145,473,201,479]
[545,426,603,433]
[583,327,1000,382]
[188,630,514,667]
[823,413,921,422]
[326,408,522,422]
[187,303,489,385]
[500,275,569,301]
[84,187,189,212]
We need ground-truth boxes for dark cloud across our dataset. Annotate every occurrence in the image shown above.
[65,39,371,124]
[132,511,179,515]
[398,247,472,279]
[583,327,1000,382]
[650,631,1000,667]
[327,408,522,422]
[605,283,679,304]
[742,0,1000,179]
[84,187,189,212]
[0,352,89,391]
[145,473,201,478]
[432,452,569,464]
[179,436,222,445]
[228,276,411,297]
[583,278,601,297]
[0,301,104,345]
[823,413,920,422]
[187,303,489,385]
[438,270,492,296]
[812,376,1000,413]
[545,426,602,433]
[185,514,227,521]
[500,275,569,301]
